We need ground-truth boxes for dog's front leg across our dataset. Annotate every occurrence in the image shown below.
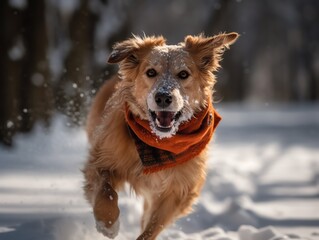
[94,170,120,239]
[83,166,120,239]
[137,192,195,240]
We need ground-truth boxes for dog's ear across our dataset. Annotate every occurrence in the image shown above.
[184,32,239,71]
[108,35,166,64]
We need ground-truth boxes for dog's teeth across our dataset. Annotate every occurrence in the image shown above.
[155,118,175,128]
[155,111,176,128]
[155,118,161,126]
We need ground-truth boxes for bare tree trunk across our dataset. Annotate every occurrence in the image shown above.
[0,0,52,146]
[22,0,53,128]
[54,0,95,126]
[203,0,245,101]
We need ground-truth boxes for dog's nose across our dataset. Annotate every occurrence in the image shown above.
[155,92,172,108]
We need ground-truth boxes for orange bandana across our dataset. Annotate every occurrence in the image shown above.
[125,101,221,174]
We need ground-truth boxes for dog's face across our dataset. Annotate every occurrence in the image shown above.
[108,33,238,138]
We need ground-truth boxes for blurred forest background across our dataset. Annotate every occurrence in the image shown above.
[0,0,318,146]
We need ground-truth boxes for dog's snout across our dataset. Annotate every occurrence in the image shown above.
[155,92,172,108]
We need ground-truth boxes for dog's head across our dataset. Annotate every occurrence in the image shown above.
[108,33,239,138]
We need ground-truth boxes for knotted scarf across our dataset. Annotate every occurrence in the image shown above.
[125,100,221,174]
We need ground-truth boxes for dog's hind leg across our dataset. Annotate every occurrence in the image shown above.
[137,191,198,240]
[83,166,121,239]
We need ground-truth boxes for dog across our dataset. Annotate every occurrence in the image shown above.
[83,33,238,239]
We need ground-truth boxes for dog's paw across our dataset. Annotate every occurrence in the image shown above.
[96,219,120,239]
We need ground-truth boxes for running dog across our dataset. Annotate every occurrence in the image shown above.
[83,32,239,239]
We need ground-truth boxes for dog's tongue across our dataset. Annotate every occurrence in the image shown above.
[156,111,175,127]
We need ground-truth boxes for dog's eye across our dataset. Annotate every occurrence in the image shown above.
[146,69,157,78]
[177,70,189,80]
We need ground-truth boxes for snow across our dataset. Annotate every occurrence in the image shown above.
[0,103,319,240]
[8,0,27,10]
[6,121,14,129]
[96,219,120,239]
[31,73,45,87]
[8,37,25,61]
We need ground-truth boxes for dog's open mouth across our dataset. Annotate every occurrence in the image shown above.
[150,111,182,132]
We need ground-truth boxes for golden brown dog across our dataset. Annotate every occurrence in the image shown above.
[83,33,238,239]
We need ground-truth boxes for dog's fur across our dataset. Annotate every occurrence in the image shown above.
[83,33,238,239]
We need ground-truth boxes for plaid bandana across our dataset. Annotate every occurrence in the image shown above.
[125,101,221,174]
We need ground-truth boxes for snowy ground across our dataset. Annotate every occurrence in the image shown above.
[0,103,319,240]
